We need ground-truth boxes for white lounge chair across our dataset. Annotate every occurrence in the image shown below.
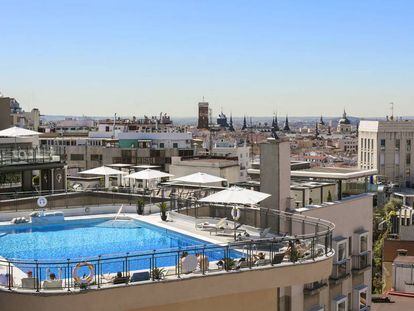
[197,218,227,230]
[260,227,271,238]
[43,279,63,290]
[181,255,198,274]
[21,277,37,289]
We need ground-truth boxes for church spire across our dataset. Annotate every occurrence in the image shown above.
[319,115,325,126]
[242,115,247,130]
[283,115,290,132]
[273,112,279,131]
[228,114,235,132]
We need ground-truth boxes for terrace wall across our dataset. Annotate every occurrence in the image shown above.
[0,255,333,311]
[0,191,165,212]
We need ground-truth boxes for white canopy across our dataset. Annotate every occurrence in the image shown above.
[132,165,160,169]
[173,172,226,184]
[125,169,173,180]
[198,186,271,205]
[0,126,40,137]
[79,166,125,176]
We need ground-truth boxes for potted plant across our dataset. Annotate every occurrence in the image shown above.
[79,282,89,290]
[137,198,145,215]
[327,190,333,202]
[290,248,300,263]
[158,202,168,221]
[151,267,166,280]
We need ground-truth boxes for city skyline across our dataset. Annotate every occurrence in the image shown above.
[1,0,413,117]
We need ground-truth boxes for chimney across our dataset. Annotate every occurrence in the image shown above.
[397,249,408,256]
[259,137,291,211]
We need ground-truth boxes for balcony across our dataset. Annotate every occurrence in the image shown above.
[303,280,328,295]
[330,258,351,283]
[352,251,371,273]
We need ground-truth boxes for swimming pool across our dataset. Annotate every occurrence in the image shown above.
[0,218,240,278]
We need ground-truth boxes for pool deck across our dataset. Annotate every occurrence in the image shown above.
[65,212,237,245]
[0,209,333,296]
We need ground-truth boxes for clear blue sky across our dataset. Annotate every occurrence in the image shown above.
[1,0,413,117]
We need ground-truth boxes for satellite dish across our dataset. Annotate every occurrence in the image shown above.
[37,196,48,208]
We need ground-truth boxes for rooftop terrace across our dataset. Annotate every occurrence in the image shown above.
[0,193,334,300]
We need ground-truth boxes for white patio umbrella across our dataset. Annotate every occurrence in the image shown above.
[132,165,161,169]
[125,169,173,205]
[0,126,41,150]
[125,169,173,181]
[0,126,40,137]
[173,172,226,184]
[198,186,270,205]
[199,186,271,240]
[125,169,173,190]
[79,166,125,188]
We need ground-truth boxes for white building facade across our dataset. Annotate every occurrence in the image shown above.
[358,120,414,187]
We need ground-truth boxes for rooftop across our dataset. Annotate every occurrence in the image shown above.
[291,167,377,180]
[383,239,414,262]
[0,200,334,297]
[394,255,414,264]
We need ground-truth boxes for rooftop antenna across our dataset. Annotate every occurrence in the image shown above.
[390,102,394,121]
[113,113,117,138]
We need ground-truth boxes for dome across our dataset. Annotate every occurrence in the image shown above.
[338,110,350,125]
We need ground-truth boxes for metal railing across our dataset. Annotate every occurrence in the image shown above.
[0,230,333,293]
[0,199,334,294]
[185,202,334,239]
[303,280,328,295]
[330,258,351,281]
[351,251,371,271]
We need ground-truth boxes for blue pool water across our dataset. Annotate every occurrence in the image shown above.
[0,218,239,278]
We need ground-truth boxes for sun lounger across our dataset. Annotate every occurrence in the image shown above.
[271,252,286,264]
[130,271,150,283]
[181,255,198,274]
[260,227,271,238]
[197,218,228,231]
[255,259,272,266]
[21,277,37,289]
[43,279,63,290]
[113,275,130,285]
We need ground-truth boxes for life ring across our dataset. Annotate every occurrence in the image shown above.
[84,206,90,214]
[231,206,241,221]
[73,262,95,285]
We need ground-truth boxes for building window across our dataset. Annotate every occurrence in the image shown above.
[173,143,178,148]
[353,286,368,311]
[70,154,84,161]
[332,295,347,311]
[407,153,411,165]
[395,152,400,165]
[90,154,102,161]
[407,139,411,152]
[359,233,368,253]
[396,139,400,150]
[380,139,386,149]
[335,239,348,262]
[159,143,164,149]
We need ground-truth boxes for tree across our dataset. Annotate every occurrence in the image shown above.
[372,198,402,293]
